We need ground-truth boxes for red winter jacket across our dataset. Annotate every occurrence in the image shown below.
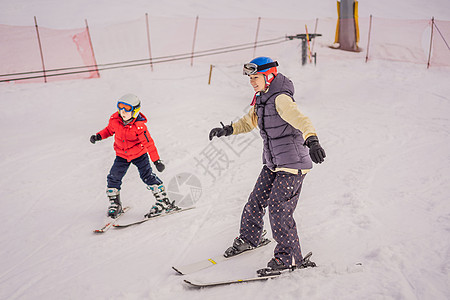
[97,112,160,162]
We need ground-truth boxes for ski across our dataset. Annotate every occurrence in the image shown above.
[183,252,315,288]
[172,230,271,275]
[93,206,131,233]
[113,206,195,228]
[184,274,279,288]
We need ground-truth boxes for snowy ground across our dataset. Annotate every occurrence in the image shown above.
[1,1,449,300]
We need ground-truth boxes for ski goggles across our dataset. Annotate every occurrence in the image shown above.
[243,61,279,75]
[117,102,134,112]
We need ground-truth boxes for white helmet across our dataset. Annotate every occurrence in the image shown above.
[117,93,141,118]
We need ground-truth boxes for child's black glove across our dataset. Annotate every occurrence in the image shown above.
[305,136,326,164]
[90,134,102,144]
[153,159,165,172]
[209,122,233,141]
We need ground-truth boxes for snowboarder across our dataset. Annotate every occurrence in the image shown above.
[209,57,326,272]
[90,93,176,219]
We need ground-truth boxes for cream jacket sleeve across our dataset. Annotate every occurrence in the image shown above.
[232,106,258,135]
[275,94,317,140]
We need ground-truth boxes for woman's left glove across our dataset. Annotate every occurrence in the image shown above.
[153,159,165,172]
[305,136,326,164]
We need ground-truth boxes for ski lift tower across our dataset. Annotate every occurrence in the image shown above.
[287,33,322,66]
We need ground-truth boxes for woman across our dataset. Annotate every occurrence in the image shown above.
[209,57,326,271]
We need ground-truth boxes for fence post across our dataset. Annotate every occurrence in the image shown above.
[253,17,261,57]
[208,64,214,85]
[311,18,319,53]
[191,16,199,67]
[365,14,372,63]
[427,17,434,69]
[34,16,47,83]
[145,13,154,71]
[85,19,100,77]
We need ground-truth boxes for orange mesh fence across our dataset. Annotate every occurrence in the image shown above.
[367,17,431,65]
[430,19,450,67]
[1,16,449,84]
[0,24,99,83]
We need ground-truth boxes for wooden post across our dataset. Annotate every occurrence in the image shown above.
[145,13,154,71]
[253,17,261,57]
[191,16,199,67]
[85,19,100,77]
[427,17,434,69]
[208,64,214,85]
[34,16,47,83]
[365,14,372,63]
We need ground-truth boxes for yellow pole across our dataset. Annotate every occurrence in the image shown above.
[305,25,312,63]
[208,65,214,85]
[334,1,340,44]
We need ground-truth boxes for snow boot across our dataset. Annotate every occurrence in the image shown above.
[106,188,123,219]
[145,184,176,218]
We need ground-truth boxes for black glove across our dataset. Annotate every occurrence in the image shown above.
[90,133,102,144]
[305,136,326,164]
[209,122,233,141]
[153,159,165,172]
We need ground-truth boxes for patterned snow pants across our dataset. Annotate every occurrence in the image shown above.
[239,165,306,266]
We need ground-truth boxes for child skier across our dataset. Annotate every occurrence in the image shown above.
[90,93,175,219]
[209,57,326,272]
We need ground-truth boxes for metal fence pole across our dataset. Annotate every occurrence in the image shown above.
[34,16,47,83]
[145,13,154,71]
[191,16,199,67]
[85,19,100,77]
[365,14,373,63]
[253,17,261,57]
[427,17,434,69]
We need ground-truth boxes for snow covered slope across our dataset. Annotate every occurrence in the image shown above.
[0,1,449,299]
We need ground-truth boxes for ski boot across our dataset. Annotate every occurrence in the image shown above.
[145,184,176,218]
[256,257,290,276]
[106,188,123,219]
[257,252,316,276]
[224,231,271,258]
[267,257,290,271]
[224,237,254,258]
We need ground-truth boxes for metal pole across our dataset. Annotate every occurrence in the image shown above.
[365,14,372,63]
[427,17,434,69]
[301,39,307,65]
[311,18,319,53]
[191,16,199,67]
[253,17,261,57]
[34,16,47,83]
[145,13,154,71]
[85,19,100,77]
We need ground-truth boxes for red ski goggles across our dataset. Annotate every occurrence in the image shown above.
[117,102,133,112]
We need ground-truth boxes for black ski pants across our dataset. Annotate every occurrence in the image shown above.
[107,154,162,190]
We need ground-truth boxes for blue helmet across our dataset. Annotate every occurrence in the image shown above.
[243,56,278,79]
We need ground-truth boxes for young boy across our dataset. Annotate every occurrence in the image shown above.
[209,57,325,271]
[90,93,175,219]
